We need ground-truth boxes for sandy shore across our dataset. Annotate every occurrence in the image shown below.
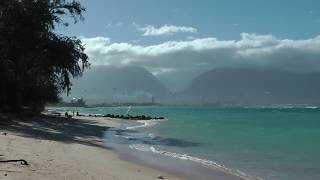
[0,114,183,180]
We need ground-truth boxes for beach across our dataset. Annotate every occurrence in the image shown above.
[38,106,320,180]
[0,1,317,180]
[0,114,184,180]
[3,106,318,180]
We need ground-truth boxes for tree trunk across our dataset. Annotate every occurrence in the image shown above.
[13,59,23,113]
[0,71,7,112]
[0,80,4,111]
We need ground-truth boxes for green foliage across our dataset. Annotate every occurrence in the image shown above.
[0,0,89,113]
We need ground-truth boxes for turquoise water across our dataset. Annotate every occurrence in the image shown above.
[54,106,320,180]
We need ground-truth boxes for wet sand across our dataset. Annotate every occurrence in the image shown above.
[0,114,183,180]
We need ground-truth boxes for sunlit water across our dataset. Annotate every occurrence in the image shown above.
[54,106,320,180]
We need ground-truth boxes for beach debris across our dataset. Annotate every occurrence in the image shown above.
[157,175,165,179]
[0,159,29,166]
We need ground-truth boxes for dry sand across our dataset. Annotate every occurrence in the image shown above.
[0,114,183,180]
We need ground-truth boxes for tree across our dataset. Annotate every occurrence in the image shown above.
[0,0,89,113]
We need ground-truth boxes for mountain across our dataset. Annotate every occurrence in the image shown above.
[181,68,320,106]
[64,65,171,104]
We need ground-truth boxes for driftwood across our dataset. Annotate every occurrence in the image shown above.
[0,159,29,165]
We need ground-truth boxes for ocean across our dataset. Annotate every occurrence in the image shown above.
[55,106,320,180]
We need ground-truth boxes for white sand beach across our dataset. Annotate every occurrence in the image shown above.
[0,114,183,180]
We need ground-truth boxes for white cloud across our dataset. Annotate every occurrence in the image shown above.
[151,68,176,76]
[138,24,197,36]
[106,22,123,29]
[186,36,195,40]
[81,33,320,75]
[131,22,139,27]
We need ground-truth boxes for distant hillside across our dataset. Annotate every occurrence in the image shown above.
[64,66,171,104]
[181,68,320,106]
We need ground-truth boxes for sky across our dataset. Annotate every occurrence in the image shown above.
[59,0,320,91]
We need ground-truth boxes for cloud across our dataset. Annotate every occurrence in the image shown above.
[186,36,195,40]
[81,33,320,75]
[106,22,123,29]
[131,22,139,28]
[138,24,197,36]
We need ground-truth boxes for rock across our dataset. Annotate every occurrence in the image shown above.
[157,175,165,179]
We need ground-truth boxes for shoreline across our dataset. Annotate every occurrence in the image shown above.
[115,146,247,180]
[0,113,246,180]
[0,114,183,180]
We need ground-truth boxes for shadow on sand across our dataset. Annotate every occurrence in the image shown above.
[0,114,110,148]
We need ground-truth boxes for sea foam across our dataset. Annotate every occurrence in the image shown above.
[126,119,167,130]
[129,144,263,180]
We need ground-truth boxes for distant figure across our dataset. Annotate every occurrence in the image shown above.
[65,112,68,117]
[76,111,79,116]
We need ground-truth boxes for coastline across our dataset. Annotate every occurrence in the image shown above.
[0,114,183,180]
[0,113,245,180]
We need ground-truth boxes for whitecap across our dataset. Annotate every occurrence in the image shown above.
[129,144,263,180]
[126,119,167,130]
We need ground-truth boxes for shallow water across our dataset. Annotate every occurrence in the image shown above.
[55,106,320,180]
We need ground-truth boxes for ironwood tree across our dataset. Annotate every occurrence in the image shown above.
[0,0,89,113]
